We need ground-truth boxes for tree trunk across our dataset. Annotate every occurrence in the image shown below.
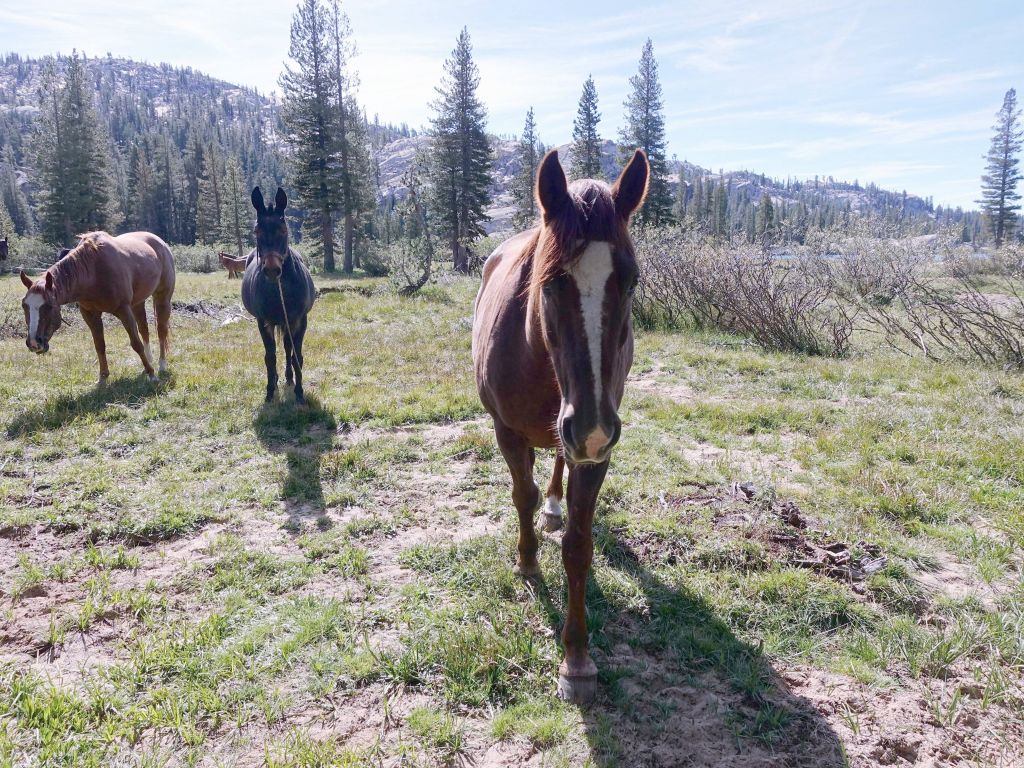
[343,212,354,272]
[322,208,336,272]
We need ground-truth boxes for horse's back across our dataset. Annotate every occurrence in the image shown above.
[119,232,175,295]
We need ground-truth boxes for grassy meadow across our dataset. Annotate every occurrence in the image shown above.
[0,269,1022,767]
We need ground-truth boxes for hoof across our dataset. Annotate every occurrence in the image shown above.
[513,561,542,578]
[265,392,275,402]
[147,374,158,383]
[557,672,598,705]
[540,511,563,532]
[540,496,563,532]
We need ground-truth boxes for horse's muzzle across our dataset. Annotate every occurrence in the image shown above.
[27,337,48,353]
[560,411,621,465]
[263,266,282,279]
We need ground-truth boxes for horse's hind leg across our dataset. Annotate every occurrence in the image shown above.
[114,304,156,381]
[257,322,278,401]
[154,291,172,374]
[80,308,109,384]
[541,451,565,532]
[282,326,294,388]
[131,302,153,371]
[494,422,541,577]
[290,315,308,404]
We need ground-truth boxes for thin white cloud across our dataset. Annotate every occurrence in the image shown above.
[888,69,1008,98]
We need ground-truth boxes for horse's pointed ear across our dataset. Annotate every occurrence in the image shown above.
[275,187,287,213]
[20,270,32,289]
[44,272,54,291]
[251,186,266,215]
[612,149,649,220]
[537,150,569,220]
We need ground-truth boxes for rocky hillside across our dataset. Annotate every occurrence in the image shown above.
[1,53,957,240]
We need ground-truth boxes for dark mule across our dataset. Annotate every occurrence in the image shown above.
[0,237,8,261]
[20,231,176,382]
[473,149,648,704]
[241,186,315,404]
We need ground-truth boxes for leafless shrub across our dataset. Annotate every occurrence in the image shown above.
[633,228,855,356]
[835,234,1024,368]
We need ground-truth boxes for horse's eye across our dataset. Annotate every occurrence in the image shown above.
[542,282,555,296]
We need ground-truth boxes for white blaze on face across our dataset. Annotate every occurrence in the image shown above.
[25,293,43,339]
[566,241,614,457]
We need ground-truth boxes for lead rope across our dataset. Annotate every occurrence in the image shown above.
[276,276,301,377]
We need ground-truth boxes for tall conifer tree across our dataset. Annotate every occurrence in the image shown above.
[512,107,541,229]
[619,39,672,225]
[979,88,1022,247]
[280,0,343,270]
[569,76,603,180]
[428,27,493,272]
[34,54,119,246]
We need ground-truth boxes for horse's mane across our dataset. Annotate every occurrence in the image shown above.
[525,180,625,299]
[46,232,108,299]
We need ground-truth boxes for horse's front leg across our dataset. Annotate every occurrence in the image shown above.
[290,316,308,404]
[257,321,278,401]
[80,308,109,384]
[558,459,608,705]
[494,422,541,576]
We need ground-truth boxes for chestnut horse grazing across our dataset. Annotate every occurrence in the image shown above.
[20,231,175,382]
[241,187,315,404]
[219,251,245,278]
[473,149,648,704]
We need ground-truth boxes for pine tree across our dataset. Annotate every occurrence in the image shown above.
[979,88,1022,247]
[328,0,370,273]
[222,155,250,257]
[512,107,541,229]
[757,193,776,245]
[569,76,602,180]
[280,0,343,270]
[1,145,33,235]
[34,54,119,246]
[619,40,672,225]
[428,27,493,272]
[196,143,223,245]
[673,163,688,222]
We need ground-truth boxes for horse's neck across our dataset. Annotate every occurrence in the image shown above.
[519,251,546,350]
[50,253,88,305]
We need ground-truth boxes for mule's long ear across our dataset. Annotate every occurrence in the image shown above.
[44,272,54,291]
[537,150,569,221]
[612,149,649,220]
[20,270,32,289]
[275,187,287,213]
[251,186,266,215]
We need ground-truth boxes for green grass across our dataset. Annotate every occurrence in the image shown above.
[1,271,1022,766]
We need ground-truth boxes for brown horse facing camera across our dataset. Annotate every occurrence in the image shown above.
[20,231,176,383]
[473,148,648,704]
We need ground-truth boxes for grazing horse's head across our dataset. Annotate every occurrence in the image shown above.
[20,270,62,354]
[251,186,290,279]
[531,149,648,465]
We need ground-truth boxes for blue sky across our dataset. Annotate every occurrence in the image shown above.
[3,0,1022,208]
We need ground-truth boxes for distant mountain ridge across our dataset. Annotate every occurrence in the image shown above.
[0,53,969,241]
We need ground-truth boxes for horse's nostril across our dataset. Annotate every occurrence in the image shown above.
[560,414,574,448]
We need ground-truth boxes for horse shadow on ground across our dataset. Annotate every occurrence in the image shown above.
[531,525,847,768]
[253,394,336,531]
[6,374,170,438]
